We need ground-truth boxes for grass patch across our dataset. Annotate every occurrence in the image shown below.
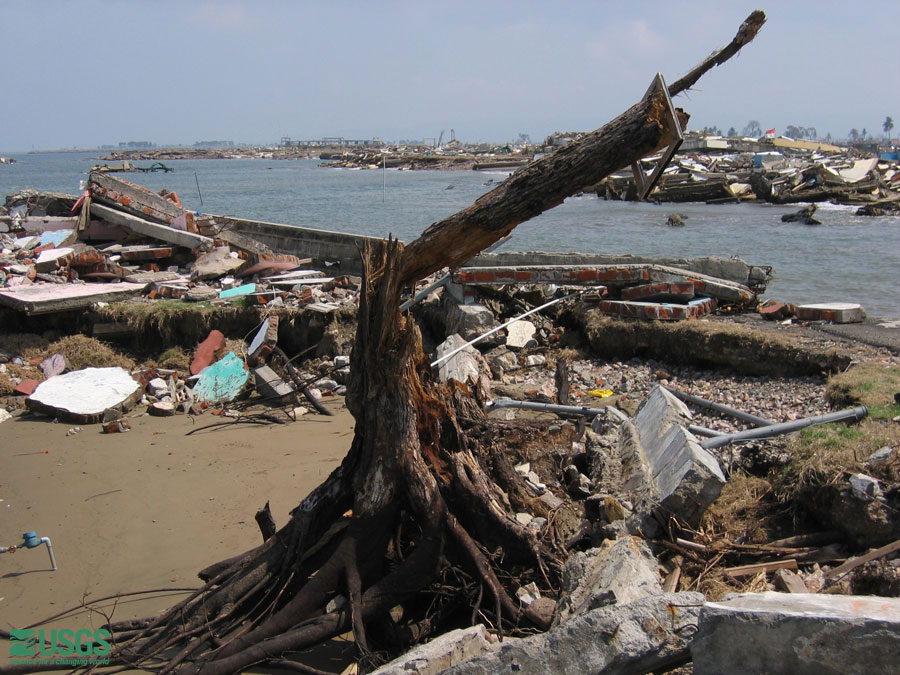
[700,472,778,545]
[23,335,135,371]
[827,362,900,417]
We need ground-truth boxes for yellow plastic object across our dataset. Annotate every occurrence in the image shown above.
[588,389,614,398]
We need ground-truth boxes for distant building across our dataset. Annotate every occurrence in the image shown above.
[193,140,235,148]
[118,141,156,149]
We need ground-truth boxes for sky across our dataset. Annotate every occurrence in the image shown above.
[3,1,898,151]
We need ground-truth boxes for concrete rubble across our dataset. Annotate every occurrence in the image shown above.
[691,592,900,675]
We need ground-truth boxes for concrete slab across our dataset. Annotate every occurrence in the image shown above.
[599,297,716,321]
[91,203,212,250]
[0,281,146,315]
[796,302,866,324]
[505,320,536,348]
[253,365,295,399]
[27,367,142,424]
[692,592,900,675]
[89,171,193,228]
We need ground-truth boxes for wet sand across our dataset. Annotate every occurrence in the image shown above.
[0,400,354,652]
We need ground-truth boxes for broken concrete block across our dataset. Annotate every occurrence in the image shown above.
[555,536,662,626]
[190,329,226,376]
[691,592,900,675]
[191,246,245,280]
[446,302,498,342]
[0,408,11,424]
[796,302,866,324]
[34,247,73,272]
[26,367,141,424]
[505,320,536,348]
[372,625,499,675]
[434,334,491,399]
[253,365,294,399]
[90,202,211,250]
[183,286,220,302]
[441,592,704,675]
[628,386,726,529]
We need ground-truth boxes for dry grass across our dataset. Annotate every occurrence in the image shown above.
[0,333,49,355]
[22,335,135,371]
[700,472,777,545]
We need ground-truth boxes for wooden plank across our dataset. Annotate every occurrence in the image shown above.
[825,538,900,581]
[724,559,798,579]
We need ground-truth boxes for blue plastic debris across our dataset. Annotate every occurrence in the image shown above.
[192,352,250,403]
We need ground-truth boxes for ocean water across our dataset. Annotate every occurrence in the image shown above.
[2,152,898,318]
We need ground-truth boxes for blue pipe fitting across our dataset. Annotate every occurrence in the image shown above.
[22,532,41,548]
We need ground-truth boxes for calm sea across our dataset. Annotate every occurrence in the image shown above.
[2,152,898,318]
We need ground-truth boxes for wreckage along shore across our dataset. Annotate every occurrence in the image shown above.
[1,153,898,317]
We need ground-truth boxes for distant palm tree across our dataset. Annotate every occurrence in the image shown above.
[884,116,895,140]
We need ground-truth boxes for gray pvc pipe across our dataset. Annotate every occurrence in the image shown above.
[486,398,609,417]
[664,386,774,427]
[699,406,868,450]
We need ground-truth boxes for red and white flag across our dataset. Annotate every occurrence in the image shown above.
[765,128,776,138]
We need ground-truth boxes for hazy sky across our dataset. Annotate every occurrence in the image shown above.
[3,1,898,151]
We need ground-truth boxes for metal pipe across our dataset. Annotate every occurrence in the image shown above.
[664,386,774,427]
[400,274,450,311]
[688,424,726,438]
[486,397,609,417]
[699,406,868,450]
[431,291,583,368]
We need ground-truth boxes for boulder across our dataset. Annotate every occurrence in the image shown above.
[372,625,499,675]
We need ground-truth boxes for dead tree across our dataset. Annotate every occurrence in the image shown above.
[0,12,764,675]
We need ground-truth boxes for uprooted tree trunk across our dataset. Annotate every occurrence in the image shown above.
[0,12,764,675]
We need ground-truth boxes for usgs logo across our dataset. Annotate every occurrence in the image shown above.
[9,628,111,663]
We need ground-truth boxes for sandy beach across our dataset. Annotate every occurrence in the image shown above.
[1,399,353,656]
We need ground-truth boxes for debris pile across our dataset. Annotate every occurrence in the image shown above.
[0,172,361,315]
[595,142,900,209]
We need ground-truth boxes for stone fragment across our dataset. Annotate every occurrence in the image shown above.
[190,329,226,375]
[372,625,499,675]
[147,377,169,398]
[866,446,895,468]
[627,385,726,529]
[691,592,900,675]
[441,592,703,675]
[434,334,491,399]
[849,473,882,500]
[505,320,536,348]
[555,537,662,626]
[446,302,498,342]
[0,408,11,424]
[191,246,245,280]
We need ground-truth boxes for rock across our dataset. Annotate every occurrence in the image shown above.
[147,377,169,398]
[183,286,220,302]
[524,354,546,367]
[442,592,703,675]
[434,334,491,399]
[505,320,536,348]
[667,213,687,227]
[446,302,498,342]
[0,408,11,424]
[253,366,294,399]
[866,446,895,468]
[555,537,662,626]
[691,592,900,675]
[190,246,245,280]
[849,473,882,501]
[781,204,821,225]
[372,625,499,675]
[333,355,350,369]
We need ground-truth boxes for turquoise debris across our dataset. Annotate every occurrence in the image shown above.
[219,283,256,299]
[192,352,249,403]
